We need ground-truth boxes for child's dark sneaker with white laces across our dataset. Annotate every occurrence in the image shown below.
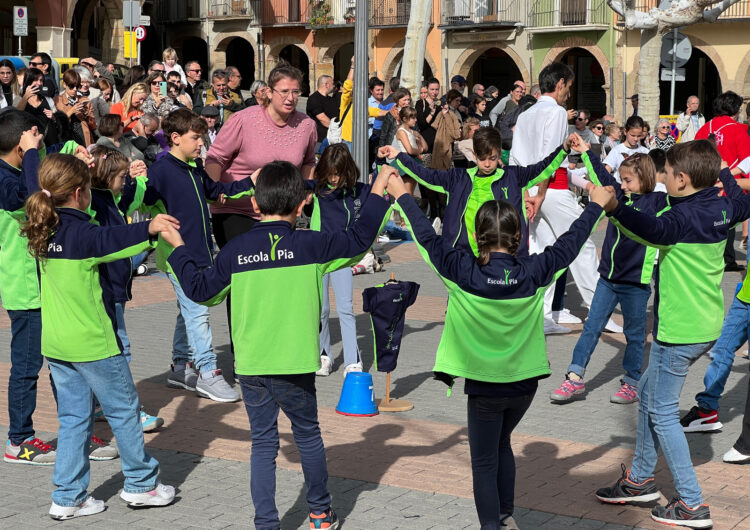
[681,406,723,432]
[4,436,56,465]
[651,497,712,528]
[595,464,661,503]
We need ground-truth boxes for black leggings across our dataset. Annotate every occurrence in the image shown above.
[467,392,535,530]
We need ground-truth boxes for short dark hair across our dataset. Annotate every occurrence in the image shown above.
[31,52,51,69]
[254,161,307,215]
[472,127,503,160]
[475,200,521,264]
[666,139,721,189]
[713,91,743,118]
[624,115,644,132]
[445,89,463,104]
[166,71,181,81]
[62,69,80,88]
[162,108,207,146]
[368,76,384,92]
[577,109,590,120]
[389,76,400,93]
[148,60,163,71]
[0,110,39,155]
[392,88,410,104]
[315,143,359,193]
[427,77,440,87]
[98,114,123,137]
[538,62,575,94]
[399,106,417,122]
[648,148,667,174]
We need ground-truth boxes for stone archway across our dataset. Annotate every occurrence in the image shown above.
[265,36,315,93]
[213,32,260,79]
[381,39,439,85]
[542,36,611,87]
[451,45,530,88]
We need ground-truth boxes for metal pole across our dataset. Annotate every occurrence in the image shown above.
[17,36,21,56]
[669,28,677,115]
[352,0,369,180]
[138,40,141,67]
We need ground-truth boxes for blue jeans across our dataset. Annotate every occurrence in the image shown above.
[132,251,148,270]
[168,272,216,374]
[47,354,159,506]
[467,393,534,530]
[630,340,713,507]
[115,302,131,363]
[569,278,651,386]
[696,296,748,411]
[7,309,49,445]
[320,268,359,366]
[239,373,330,530]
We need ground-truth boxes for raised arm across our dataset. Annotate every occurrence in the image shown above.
[517,142,570,189]
[388,149,455,194]
[608,198,680,249]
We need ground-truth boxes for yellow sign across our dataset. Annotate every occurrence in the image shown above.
[123,31,137,59]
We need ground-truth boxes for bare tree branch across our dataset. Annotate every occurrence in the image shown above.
[703,0,742,21]
[607,0,626,16]
[608,0,658,28]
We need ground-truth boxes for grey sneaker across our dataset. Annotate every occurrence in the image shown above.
[195,370,241,402]
[167,363,198,391]
[89,436,118,461]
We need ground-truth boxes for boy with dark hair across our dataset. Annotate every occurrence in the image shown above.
[595,140,750,528]
[381,127,574,258]
[162,160,395,530]
[140,108,254,403]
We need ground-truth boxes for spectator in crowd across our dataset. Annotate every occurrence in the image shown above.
[194,70,244,128]
[495,92,539,155]
[16,67,59,146]
[415,77,441,167]
[79,56,118,90]
[589,119,605,143]
[226,66,243,100]
[244,80,269,107]
[379,87,412,149]
[471,97,490,128]
[90,77,114,127]
[29,52,57,96]
[95,113,145,161]
[602,122,621,155]
[490,80,526,125]
[630,94,639,117]
[162,47,186,85]
[649,118,676,151]
[184,60,208,102]
[419,82,428,103]
[200,105,220,158]
[339,58,383,151]
[374,76,401,144]
[0,59,18,110]
[73,65,100,100]
[391,106,427,162]
[147,60,166,76]
[368,76,385,139]
[449,75,470,118]
[430,97,462,170]
[15,65,25,91]
[444,88,464,125]
[55,69,96,146]
[639,121,651,148]
[570,109,598,144]
[455,116,481,166]
[127,111,163,165]
[110,82,148,133]
[502,83,526,116]
[676,95,705,142]
[119,65,146,94]
[470,83,485,103]
[484,85,501,117]
[306,74,338,146]
[166,71,193,110]
[142,71,178,120]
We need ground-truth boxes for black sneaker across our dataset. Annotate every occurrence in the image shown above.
[651,497,712,528]
[595,464,661,504]
[681,406,723,432]
[309,508,339,529]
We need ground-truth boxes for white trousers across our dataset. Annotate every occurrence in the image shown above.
[529,188,599,319]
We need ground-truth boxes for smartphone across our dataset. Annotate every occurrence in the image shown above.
[159,81,167,98]
[39,85,50,97]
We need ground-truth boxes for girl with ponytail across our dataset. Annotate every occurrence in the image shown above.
[383,171,615,530]
[22,153,180,520]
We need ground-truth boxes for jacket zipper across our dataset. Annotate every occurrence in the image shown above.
[188,168,214,263]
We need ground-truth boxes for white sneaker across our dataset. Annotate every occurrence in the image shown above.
[723,447,750,464]
[316,355,332,376]
[552,309,582,324]
[120,483,175,507]
[49,497,105,520]
[432,217,442,235]
[604,318,623,333]
[544,319,571,335]
[343,361,363,376]
[135,263,148,276]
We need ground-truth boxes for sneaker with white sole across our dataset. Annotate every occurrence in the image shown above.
[550,377,585,402]
[166,362,198,391]
[680,406,723,432]
[604,318,623,333]
[120,483,175,507]
[343,362,363,376]
[141,410,164,432]
[4,436,56,465]
[651,497,712,529]
[544,319,571,335]
[89,436,118,461]
[195,370,241,402]
[552,309,582,324]
[49,497,105,520]
[723,447,750,464]
[134,263,148,276]
[611,381,638,404]
[316,355,332,376]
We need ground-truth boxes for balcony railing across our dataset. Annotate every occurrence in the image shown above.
[261,0,310,24]
[617,0,750,22]
[441,0,523,26]
[157,0,203,22]
[529,0,610,27]
[209,0,262,21]
[369,0,411,26]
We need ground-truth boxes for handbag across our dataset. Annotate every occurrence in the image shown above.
[327,102,352,145]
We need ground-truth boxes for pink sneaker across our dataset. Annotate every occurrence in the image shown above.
[611,381,638,404]
[550,377,585,402]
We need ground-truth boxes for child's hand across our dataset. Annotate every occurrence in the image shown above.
[378,146,399,159]
[589,185,617,212]
[160,224,185,248]
[385,173,408,199]
[372,164,398,196]
[19,127,43,152]
[721,160,729,170]
[148,214,180,236]
[129,160,147,178]
[218,193,227,205]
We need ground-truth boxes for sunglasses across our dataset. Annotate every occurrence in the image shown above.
[29,61,42,67]
[66,83,80,89]
[594,126,603,130]
[151,81,163,86]
[576,117,586,121]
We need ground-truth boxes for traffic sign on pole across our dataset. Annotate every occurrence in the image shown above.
[140,15,150,27]
[135,26,146,41]
[122,0,140,28]
[13,6,28,37]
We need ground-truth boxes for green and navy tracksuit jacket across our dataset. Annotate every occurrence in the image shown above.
[310,181,372,233]
[609,167,750,344]
[397,193,604,385]
[392,145,569,257]
[0,142,78,311]
[167,192,390,376]
[140,153,254,274]
[40,208,155,362]
[581,151,663,285]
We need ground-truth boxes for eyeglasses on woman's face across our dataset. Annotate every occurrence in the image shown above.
[272,88,302,100]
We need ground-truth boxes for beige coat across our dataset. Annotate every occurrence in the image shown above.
[431,109,462,170]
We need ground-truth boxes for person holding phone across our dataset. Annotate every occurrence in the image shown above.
[193,70,243,129]
[676,95,705,143]
[142,72,178,120]
[110,83,147,133]
[54,69,96,146]
[16,68,60,146]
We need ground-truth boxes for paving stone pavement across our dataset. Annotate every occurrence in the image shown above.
[1,222,749,529]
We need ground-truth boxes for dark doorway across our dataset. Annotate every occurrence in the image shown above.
[279,44,310,96]
[558,47,606,119]
[659,48,721,120]
[394,58,433,84]
[226,37,255,89]
[333,43,354,83]
[182,37,209,81]
[468,48,522,96]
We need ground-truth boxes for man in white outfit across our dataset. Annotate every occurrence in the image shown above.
[510,62,621,335]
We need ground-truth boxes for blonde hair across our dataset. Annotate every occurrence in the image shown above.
[162,47,178,62]
[121,82,148,116]
[462,117,480,140]
[21,154,91,260]
[89,146,129,190]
